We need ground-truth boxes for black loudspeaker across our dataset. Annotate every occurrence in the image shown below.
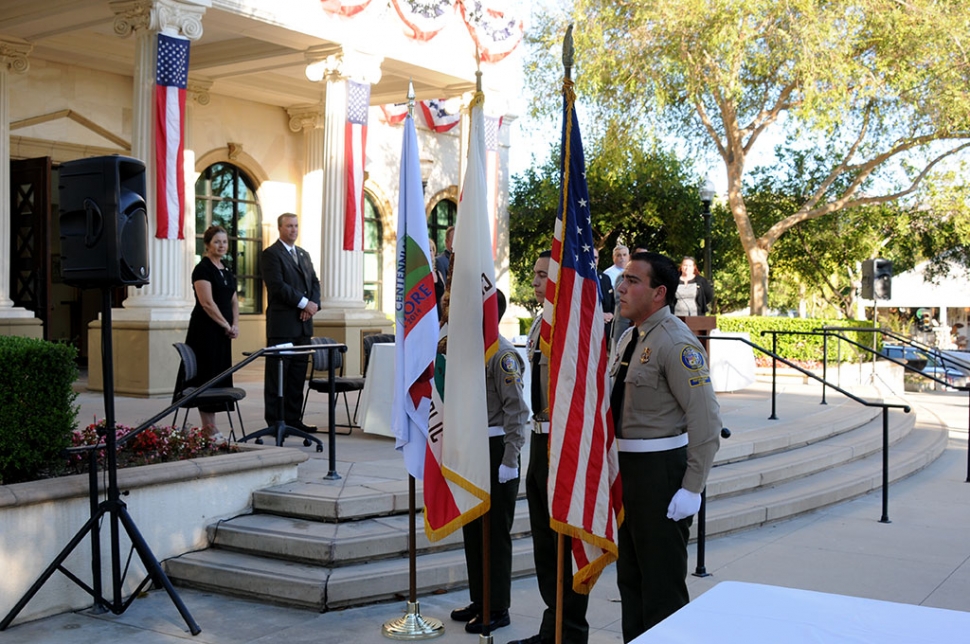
[861,258,892,300]
[59,155,150,288]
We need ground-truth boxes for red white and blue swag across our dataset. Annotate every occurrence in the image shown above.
[155,33,189,240]
[344,80,370,251]
[419,99,461,133]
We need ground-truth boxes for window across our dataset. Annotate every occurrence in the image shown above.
[195,163,262,314]
[429,198,456,257]
[363,192,382,310]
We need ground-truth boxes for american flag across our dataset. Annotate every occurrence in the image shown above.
[393,111,439,479]
[154,33,189,240]
[423,92,497,541]
[419,99,461,133]
[540,80,623,593]
[344,80,370,251]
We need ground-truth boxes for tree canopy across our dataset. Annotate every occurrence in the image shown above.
[526,0,970,314]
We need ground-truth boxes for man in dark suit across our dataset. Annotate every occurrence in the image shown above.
[594,248,615,341]
[435,225,455,281]
[262,213,321,432]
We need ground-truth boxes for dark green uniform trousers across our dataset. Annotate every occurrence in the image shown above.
[462,435,519,611]
[616,447,691,642]
[526,433,589,644]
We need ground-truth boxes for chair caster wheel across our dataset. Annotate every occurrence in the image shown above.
[316,444,323,452]
[255,438,263,445]
[303,439,311,447]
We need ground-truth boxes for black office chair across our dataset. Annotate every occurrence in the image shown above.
[302,337,365,434]
[171,342,247,442]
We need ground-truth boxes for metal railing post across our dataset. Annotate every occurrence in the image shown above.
[821,332,828,405]
[880,407,891,524]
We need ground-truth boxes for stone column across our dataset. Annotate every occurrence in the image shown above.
[87,0,207,394]
[301,48,391,375]
[0,38,42,338]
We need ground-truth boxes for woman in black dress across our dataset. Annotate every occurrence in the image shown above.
[185,225,239,439]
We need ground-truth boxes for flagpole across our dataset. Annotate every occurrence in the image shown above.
[554,25,575,644]
[382,80,444,641]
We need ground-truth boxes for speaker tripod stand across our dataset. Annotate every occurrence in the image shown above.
[0,288,200,635]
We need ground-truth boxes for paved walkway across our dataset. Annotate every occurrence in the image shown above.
[3,375,969,643]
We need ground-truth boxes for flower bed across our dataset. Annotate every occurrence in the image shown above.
[0,441,307,626]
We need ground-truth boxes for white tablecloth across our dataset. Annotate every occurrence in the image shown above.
[357,343,395,438]
[634,581,970,643]
[709,330,756,392]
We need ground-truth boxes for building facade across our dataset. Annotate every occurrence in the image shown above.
[0,0,521,394]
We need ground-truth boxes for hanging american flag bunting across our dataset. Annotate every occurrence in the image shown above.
[381,103,409,125]
[541,77,623,593]
[154,33,189,240]
[420,99,461,133]
[320,0,372,16]
[344,80,370,251]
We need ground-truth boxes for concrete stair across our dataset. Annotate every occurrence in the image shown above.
[163,385,947,611]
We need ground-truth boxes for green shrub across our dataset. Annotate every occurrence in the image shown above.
[0,336,78,484]
[716,316,878,363]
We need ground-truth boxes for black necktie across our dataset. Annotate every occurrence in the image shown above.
[531,347,543,418]
[610,333,639,437]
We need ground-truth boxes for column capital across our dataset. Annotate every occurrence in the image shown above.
[110,0,207,40]
[286,104,326,133]
[305,47,383,85]
[0,37,32,74]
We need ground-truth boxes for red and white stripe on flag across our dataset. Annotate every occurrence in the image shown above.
[542,82,623,593]
[423,93,498,542]
[154,33,189,240]
[393,113,439,480]
[419,99,461,133]
[344,80,370,251]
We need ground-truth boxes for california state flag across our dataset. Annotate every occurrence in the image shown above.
[423,91,499,541]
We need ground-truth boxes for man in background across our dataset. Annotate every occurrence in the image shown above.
[261,213,320,433]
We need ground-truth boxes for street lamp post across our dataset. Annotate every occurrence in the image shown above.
[700,178,716,281]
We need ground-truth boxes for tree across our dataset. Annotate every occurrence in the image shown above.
[527,1,970,314]
[509,129,703,311]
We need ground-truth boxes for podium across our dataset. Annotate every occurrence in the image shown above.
[679,315,717,351]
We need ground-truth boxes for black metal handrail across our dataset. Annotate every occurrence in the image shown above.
[821,326,970,483]
[710,332,910,524]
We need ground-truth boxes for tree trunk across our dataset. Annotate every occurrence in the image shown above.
[747,245,769,315]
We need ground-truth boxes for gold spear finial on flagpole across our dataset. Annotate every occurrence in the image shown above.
[563,23,574,81]
[407,79,415,118]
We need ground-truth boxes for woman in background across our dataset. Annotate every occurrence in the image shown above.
[673,256,714,316]
[185,225,239,440]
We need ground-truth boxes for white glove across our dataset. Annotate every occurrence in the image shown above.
[666,488,702,521]
[498,464,519,484]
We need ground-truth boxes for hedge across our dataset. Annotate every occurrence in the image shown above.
[0,335,79,484]
[716,316,879,363]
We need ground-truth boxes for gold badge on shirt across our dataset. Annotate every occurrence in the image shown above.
[640,346,651,364]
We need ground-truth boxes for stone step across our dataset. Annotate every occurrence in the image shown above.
[708,406,914,498]
[208,499,531,566]
[165,534,537,611]
[702,422,947,536]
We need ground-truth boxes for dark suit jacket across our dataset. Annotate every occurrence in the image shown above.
[598,272,615,313]
[262,240,321,340]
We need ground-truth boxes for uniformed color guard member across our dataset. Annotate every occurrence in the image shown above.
[611,251,721,642]
[507,250,591,644]
[451,290,528,634]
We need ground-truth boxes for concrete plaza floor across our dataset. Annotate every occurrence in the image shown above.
[2,374,969,643]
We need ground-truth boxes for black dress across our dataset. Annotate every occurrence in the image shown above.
[185,256,237,411]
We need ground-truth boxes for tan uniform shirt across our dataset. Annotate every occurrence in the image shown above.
[527,317,550,422]
[486,336,529,468]
[610,306,721,492]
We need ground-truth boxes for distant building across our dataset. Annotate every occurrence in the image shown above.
[0,0,523,393]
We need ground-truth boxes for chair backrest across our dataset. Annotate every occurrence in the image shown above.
[362,333,395,376]
[310,337,344,374]
[173,342,197,381]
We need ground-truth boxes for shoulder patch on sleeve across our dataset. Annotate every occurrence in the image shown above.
[681,346,706,371]
[500,352,520,374]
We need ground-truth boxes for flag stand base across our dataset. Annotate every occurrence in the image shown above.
[381,601,444,640]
